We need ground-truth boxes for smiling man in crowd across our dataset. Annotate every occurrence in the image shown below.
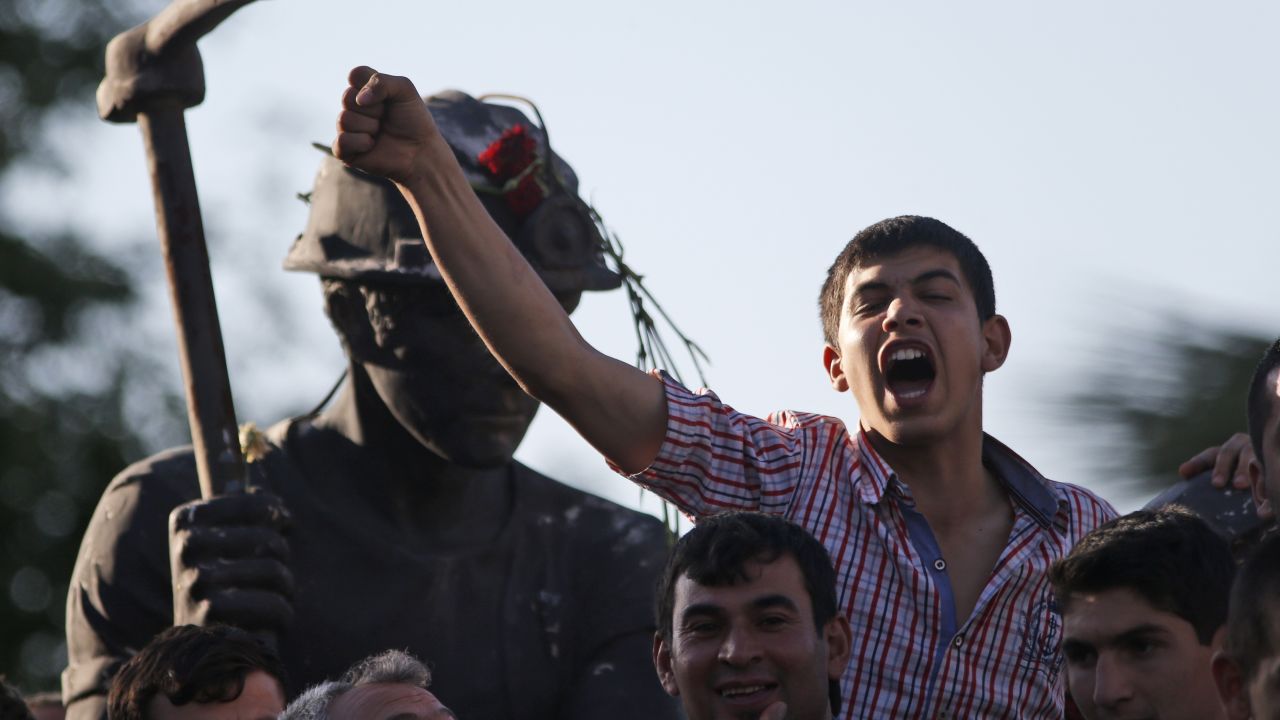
[330,66,1116,717]
[1051,509,1234,720]
[653,512,851,720]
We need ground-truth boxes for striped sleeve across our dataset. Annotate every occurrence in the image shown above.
[617,371,804,519]
[1063,483,1119,535]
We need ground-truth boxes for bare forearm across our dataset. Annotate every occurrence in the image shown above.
[398,168,586,397]
[396,138,666,472]
[335,67,669,472]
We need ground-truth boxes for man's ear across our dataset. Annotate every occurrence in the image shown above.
[980,314,1012,373]
[1248,456,1274,520]
[652,633,680,698]
[823,344,849,393]
[1212,651,1253,720]
[824,614,853,678]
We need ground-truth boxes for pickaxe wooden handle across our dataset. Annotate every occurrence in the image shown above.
[98,0,261,499]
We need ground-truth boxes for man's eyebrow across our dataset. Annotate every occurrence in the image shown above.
[911,268,962,286]
[1110,623,1170,645]
[851,279,889,297]
[1064,623,1171,651]
[849,268,961,299]
[751,594,800,613]
[679,602,725,622]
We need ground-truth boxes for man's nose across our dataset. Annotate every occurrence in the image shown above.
[881,297,923,332]
[718,625,763,667]
[1092,653,1135,709]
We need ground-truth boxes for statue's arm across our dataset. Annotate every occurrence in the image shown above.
[333,66,668,475]
[63,455,195,720]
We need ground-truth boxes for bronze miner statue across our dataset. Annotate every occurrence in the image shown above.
[62,90,679,720]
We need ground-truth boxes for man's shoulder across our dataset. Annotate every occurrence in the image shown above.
[1045,477,1113,508]
[72,446,201,598]
[767,407,854,434]
[97,418,305,523]
[1045,477,1119,533]
[513,463,670,548]
[105,445,202,505]
[982,434,1117,534]
[105,418,301,501]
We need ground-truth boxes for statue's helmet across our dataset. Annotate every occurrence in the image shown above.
[283,90,621,294]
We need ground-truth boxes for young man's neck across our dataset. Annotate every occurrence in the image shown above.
[865,418,1001,521]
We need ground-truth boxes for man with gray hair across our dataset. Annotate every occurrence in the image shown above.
[281,650,454,720]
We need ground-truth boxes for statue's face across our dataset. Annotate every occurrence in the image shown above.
[346,282,579,468]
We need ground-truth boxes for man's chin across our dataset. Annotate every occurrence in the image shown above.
[864,417,947,448]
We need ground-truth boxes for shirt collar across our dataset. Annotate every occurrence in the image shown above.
[855,427,897,506]
[855,430,1064,529]
[980,433,1063,528]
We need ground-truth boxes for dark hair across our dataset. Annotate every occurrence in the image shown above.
[107,625,285,720]
[0,678,34,720]
[1049,508,1234,645]
[1247,339,1280,466]
[1225,531,1280,681]
[655,512,841,714]
[817,215,995,346]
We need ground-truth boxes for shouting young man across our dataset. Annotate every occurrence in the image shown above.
[332,66,1116,717]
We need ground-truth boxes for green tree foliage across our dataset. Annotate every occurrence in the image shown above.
[0,0,176,693]
[1062,318,1272,501]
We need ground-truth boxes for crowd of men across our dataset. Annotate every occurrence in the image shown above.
[9,501,1280,719]
[3,65,1279,719]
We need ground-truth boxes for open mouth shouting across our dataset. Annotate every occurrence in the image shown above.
[880,342,936,404]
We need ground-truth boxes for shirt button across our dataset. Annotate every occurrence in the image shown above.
[933,558,946,571]
[953,634,964,648]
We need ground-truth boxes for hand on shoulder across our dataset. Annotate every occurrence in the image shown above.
[1179,432,1256,490]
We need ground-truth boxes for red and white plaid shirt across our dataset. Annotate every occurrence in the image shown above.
[622,373,1116,719]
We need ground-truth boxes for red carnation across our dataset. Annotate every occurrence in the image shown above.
[477,124,538,180]
[504,174,545,216]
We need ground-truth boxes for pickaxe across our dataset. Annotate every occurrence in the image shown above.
[98,0,261,499]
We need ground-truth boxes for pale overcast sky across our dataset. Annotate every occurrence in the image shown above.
[10,0,1277,516]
